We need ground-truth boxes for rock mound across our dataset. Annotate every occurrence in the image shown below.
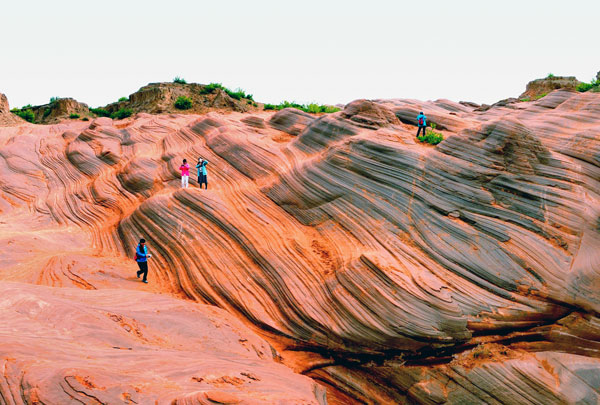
[34,98,91,124]
[341,99,399,129]
[519,75,580,100]
[104,82,254,116]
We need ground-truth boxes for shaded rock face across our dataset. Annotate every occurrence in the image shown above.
[519,76,580,99]
[0,89,599,403]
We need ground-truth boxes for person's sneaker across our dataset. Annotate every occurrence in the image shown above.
[143,280,148,283]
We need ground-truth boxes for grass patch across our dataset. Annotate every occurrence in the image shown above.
[69,113,80,119]
[533,92,548,100]
[110,108,133,120]
[174,96,192,110]
[118,97,128,102]
[90,108,111,117]
[173,76,187,84]
[519,97,530,102]
[263,101,340,114]
[417,123,444,145]
[200,82,254,100]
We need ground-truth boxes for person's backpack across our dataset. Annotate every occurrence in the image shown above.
[418,117,424,125]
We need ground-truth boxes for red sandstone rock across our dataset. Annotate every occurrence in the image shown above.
[1,89,599,403]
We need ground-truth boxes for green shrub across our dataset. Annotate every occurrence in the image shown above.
[43,108,52,118]
[118,97,128,102]
[174,96,192,110]
[263,101,340,114]
[200,82,225,94]
[576,78,600,93]
[110,108,133,120]
[200,82,253,100]
[90,108,111,117]
[82,117,89,121]
[519,97,530,102]
[22,104,33,109]
[50,96,59,103]
[15,109,35,123]
[173,76,187,84]
[319,105,340,113]
[69,113,80,119]
[546,73,555,79]
[417,123,444,145]
[225,88,252,100]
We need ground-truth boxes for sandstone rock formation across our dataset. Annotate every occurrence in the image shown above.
[103,82,254,116]
[1,88,599,404]
[519,75,580,100]
[33,97,91,124]
[0,92,24,126]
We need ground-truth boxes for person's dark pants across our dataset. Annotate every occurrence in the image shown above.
[199,174,208,189]
[136,261,148,281]
[416,125,427,137]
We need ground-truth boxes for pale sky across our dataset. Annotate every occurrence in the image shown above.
[1,0,598,109]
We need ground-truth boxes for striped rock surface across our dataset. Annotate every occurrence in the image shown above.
[0,90,599,404]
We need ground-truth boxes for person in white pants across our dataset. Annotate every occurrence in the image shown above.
[179,159,190,188]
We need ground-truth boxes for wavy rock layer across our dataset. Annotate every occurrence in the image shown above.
[1,89,599,404]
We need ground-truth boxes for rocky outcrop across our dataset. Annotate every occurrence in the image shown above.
[340,99,399,129]
[0,88,599,403]
[519,75,580,100]
[104,82,254,115]
[34,97,91,124]
[0,92,24,126]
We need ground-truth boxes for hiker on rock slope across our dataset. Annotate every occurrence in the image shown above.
[416,111,427,138]
[180,159,190,188]
[196,157,208,189]
[135,238,152,283]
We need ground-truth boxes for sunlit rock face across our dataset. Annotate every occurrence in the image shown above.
[1,89,599,404]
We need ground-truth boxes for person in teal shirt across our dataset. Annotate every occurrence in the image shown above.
[196,158,209,189]
[416,111,427,138]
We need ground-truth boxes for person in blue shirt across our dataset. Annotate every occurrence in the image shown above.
[196,157,209,189]
[135,238,152,283]
[416,111,427,138]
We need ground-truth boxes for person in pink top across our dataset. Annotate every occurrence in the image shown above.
[179,159,190,188]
